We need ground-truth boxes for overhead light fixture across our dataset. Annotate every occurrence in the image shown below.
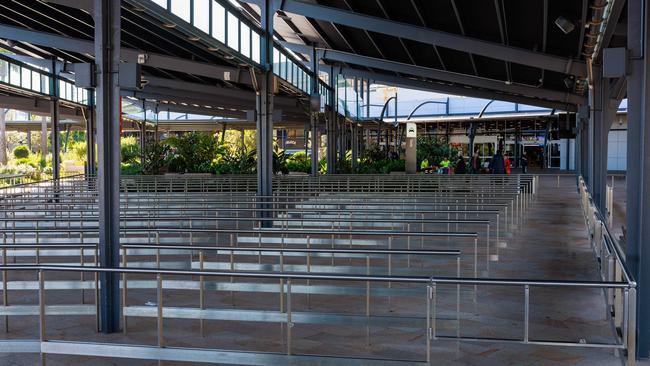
[563,75,575,89]
[555,16,575,34]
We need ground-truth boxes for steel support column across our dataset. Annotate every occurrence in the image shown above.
[140,101,146,168]
[94,0,121,333]
[577,106,590,180]
[50,100,60,181]
[627,0,650,357]
[351,122,358,170]
[310,46,319,176]
[310,113,319,175]
[591,75,615,212]
[257,0,276,220]
[86,95,96,175]
[326,68,336,174]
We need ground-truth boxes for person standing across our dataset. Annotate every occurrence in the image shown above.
[504,154,511,174]
[489,149,505,174]
[521,153,528,174]
[455,154,466,174]
[470,149,480,174]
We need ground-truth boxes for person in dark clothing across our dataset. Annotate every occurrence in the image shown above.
[521,153,528,174]
[455,154,466,174]
[470,150,480,174]
[489,149,505,174]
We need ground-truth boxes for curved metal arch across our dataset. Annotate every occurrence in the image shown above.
[406,100,447,120]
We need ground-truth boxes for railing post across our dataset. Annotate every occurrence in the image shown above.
[627,287,637,366]
[157,273,164,349]
[524,284,530,343]
[286,278,292,355]
[38,269,46,366]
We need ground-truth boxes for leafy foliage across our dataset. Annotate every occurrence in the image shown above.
[13,145,30,159]
[142,141,170,175]
[165,132,220,173]
[120,136,140,164]
[417,137,458,170]
[285,151,310,174]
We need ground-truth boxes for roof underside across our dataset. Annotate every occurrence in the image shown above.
[0,0,630,118]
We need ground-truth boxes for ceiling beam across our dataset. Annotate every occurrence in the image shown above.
[0,24,252,85]
[40,0,93,13]
[257,0,588,77]
[280,42,585,106]
[339,68,578,112]
[142,76,300,109]
[0,95,85,119]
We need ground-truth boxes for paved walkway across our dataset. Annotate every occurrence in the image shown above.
[0,175,628,365]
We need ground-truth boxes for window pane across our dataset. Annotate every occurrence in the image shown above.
[0,60,7,83]
[21,67,31,89]
[194,0,210,33]
[32,71,40,92]
[251,32,261,63]
[170,0,191,23]
[240,22,251,58]
[152,0,167,8]
[226,12,239,50]
[10,64,20,86]
[58,80,65,99]
[41,75,49,94]
[212,1,225,42]
[272,47,280,75]
[279,53,286,79]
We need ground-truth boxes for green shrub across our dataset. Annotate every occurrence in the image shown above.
[142,141,170,175]
[121,162,142,175]
[417,137,458,171]
[121,136,140,164]
[166,132,220,173]
[13,145,30,159]
[286,151,310,173]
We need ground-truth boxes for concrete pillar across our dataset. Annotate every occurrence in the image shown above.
[94,0,121,333]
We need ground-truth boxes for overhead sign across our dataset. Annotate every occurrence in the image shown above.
[406,122,417,138]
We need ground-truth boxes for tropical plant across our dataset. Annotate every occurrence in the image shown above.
[417,137,458,170]
[13,145,30,159]
[286,151,310,173]
[166,132,220,173]
[120,136,140,164]
[142,141,170,175]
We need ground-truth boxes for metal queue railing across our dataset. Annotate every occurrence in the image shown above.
[2,175,637,365]
[578,176,637,363]
[0,264,634,365]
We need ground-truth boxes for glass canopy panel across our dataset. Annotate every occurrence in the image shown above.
[227,12,239,51]
[170,0,191,23]
[194,0,210,34]
[240,22,251,58]
[212,1,226,43]
[251,32,261,63]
